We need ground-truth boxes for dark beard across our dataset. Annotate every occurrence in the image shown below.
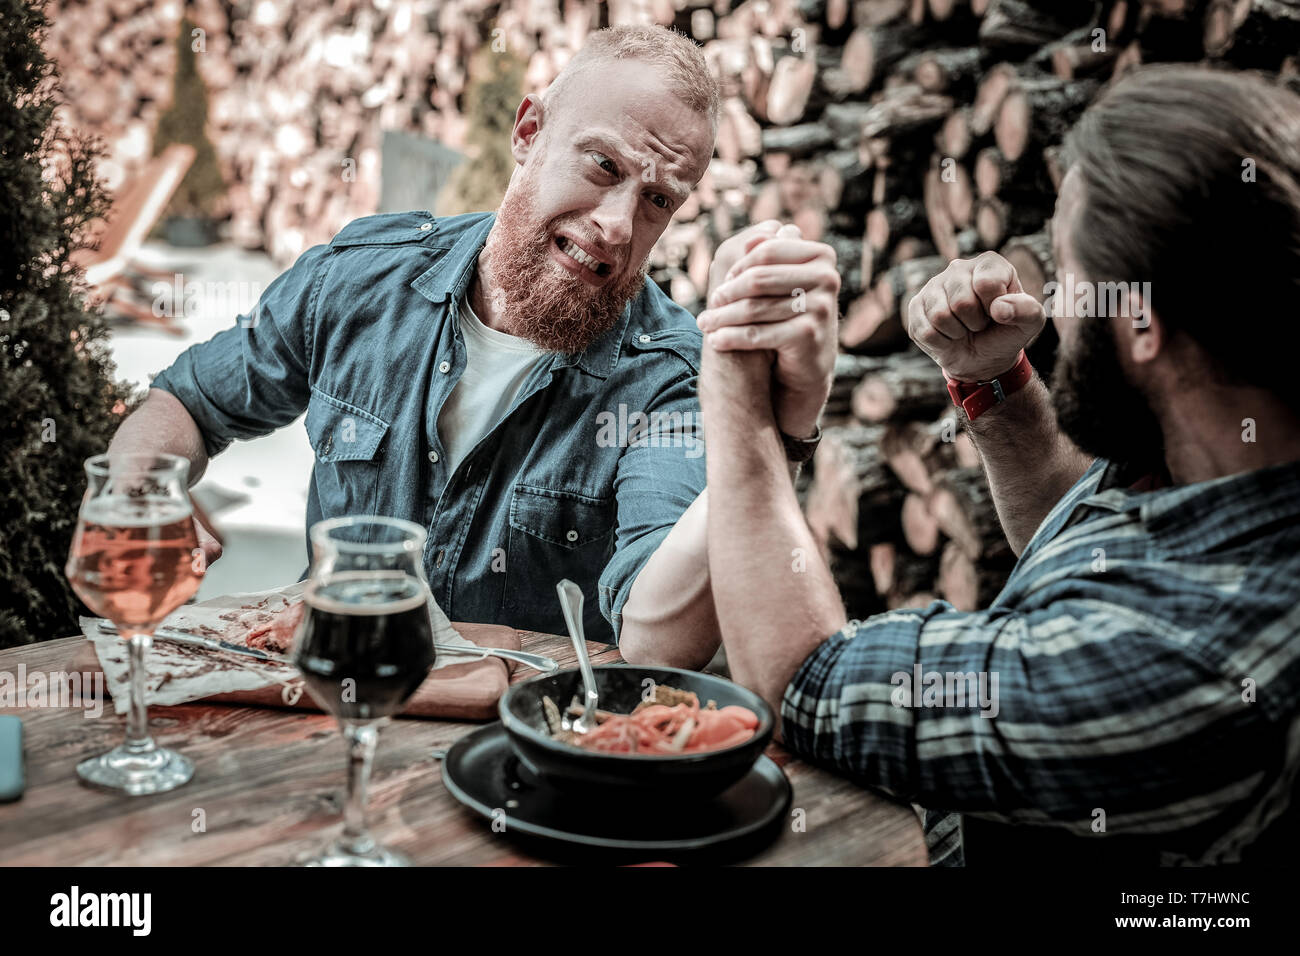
[479,184,649,354]
[1050,317,1166,475]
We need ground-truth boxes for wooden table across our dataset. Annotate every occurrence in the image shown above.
[0,633,926,866]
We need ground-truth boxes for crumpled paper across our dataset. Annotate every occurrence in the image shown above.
[80,582,471,715]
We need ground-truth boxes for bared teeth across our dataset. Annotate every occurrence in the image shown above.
[558,236,603,275]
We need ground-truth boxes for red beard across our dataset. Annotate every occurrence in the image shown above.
[478,184,649,354]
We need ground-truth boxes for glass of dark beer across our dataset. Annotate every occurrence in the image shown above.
[293,515,436,866]
[66,453,204,794]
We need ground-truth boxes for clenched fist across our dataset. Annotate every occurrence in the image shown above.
[906,251,1046,382]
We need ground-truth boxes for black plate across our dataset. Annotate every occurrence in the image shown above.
[442,723,793,863]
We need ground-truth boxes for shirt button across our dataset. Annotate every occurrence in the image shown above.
[427,450,439,463]
[435,548,445,568]
[439,360,451,374]
[638,333,651,343]
[419,222,432,231]
[566,529,579,543]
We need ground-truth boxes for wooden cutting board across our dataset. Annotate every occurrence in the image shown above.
[70,623,523,722]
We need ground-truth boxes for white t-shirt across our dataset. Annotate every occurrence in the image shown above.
[436,295,549,477]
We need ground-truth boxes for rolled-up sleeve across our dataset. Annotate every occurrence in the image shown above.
[150,243,331,458]
[597,369,707,643]
[781,600,1264,838]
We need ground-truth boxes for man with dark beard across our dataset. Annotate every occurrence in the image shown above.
[107,25,842,666]
[700,65,1300,864]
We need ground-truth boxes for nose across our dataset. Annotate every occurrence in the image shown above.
[589,183,637,252]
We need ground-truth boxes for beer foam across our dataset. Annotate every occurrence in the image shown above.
[304,571,429,615]
[80,495,193,527]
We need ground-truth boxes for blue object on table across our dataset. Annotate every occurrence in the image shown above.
[0,715,23,802]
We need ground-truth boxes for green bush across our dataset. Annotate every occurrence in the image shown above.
[0,0,138,648]
[438,44,525,215]
[152,14,226,219]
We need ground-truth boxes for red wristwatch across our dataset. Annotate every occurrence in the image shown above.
[946,350,1034,421]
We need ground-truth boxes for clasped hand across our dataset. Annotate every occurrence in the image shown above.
[697,220,840,439]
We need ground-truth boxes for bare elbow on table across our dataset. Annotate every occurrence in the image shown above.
[617,624,720,671]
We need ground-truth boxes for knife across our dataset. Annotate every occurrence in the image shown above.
[95,621,559,673]
[97,621,287,663]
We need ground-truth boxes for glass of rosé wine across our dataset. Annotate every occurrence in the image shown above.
[65,453,204,795]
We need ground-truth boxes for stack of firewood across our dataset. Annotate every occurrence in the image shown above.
[45,0,1300,613]
[44,0,601,261]
[804,352,1018,617]
[45,0,1300,271]
[759,0,1300,616]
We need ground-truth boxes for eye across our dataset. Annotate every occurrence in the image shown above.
[592,153,618,175]
[649,193,670,210]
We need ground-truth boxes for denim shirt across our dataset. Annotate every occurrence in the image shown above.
[151,211,707,644]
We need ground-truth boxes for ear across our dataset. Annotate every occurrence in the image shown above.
[510,94,545,166]
[1118,284,1164,366]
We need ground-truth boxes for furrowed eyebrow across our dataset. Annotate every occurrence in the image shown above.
[660,177,690,206]
[575,134,689,206]
[575,135,629,171]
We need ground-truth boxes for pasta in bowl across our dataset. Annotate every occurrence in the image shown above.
[499,665,774,800]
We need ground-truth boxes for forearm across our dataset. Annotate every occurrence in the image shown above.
[619,460,802,669]
[966,375,1093,555]
[618,491,722,670]
[702,354,847,729]
[107,388,210,486]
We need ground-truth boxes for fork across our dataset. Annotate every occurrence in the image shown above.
[555,579,600,734]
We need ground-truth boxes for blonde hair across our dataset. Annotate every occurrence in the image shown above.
[543,25,720,132]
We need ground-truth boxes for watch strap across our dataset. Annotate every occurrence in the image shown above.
[780,424,822,463]
[946,350,1033,421]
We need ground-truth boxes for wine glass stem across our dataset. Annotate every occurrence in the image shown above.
[125,633,156,754]
[340,721,379,855]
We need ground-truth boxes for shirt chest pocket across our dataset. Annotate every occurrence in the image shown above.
[304,388,390,516]
[504,485,616,634]
[508,485,615,549]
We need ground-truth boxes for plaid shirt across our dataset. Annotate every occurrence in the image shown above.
[782,456,1300,865]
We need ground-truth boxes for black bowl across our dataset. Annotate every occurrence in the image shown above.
[499,665,774,801]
